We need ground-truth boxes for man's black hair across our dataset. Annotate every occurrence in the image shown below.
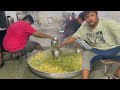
[78,12,85,20]
[82,11,97,18]
[23,14,34,24]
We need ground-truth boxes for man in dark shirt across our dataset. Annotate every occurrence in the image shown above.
[63,12,85,39]
[0,11,8,68]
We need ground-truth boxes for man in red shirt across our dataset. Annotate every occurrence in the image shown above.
[2,15,55,55]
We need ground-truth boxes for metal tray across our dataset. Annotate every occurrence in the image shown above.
[27,48,82,79]
[28,64,81,79]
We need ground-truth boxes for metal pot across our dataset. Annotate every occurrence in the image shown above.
[51,37,58,47]
[51,49,61,59]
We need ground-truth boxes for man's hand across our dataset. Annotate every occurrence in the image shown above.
[55,37,76,49]
[55,44,63,49]
[49,36,54,40]
[49,36,58,41]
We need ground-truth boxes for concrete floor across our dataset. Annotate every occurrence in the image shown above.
[0,23,120,79]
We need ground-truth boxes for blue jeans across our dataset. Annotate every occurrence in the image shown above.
[90,46,120,70]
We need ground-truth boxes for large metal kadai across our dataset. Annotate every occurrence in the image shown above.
[27,48,82,79]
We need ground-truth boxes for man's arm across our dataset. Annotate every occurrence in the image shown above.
[58,22,85,48]
[32,31,54,39]
[57,37,76,48]
[75,38,92,50]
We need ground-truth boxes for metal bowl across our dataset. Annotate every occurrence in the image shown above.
[28,64,81,79]
[27,48,82,79]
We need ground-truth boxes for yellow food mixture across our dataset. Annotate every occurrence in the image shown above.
[28,50,82,74]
